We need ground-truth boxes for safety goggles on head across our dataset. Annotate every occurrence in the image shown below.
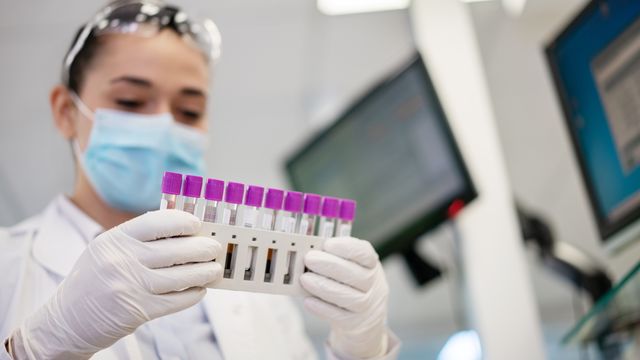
[63,0,222,84]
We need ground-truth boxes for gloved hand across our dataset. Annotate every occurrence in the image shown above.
[10,210,222,360]
[301,237,390,359]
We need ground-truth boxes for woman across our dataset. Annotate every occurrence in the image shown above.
[0,1,398,359]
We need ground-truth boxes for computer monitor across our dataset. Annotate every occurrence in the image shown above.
[546,0,640,252]
[285,54,476,259]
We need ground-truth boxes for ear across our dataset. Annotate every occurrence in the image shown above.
[50,85,78,140]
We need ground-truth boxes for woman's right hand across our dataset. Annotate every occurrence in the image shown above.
[9,210,222,360]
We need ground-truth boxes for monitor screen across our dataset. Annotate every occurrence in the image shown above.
[547,0,640,247]
[286,55,476,258]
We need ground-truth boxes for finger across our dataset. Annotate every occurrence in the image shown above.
[323,237,379,269]
[299,272,370,313]
[136,236,222,269]
[303,296,353,323]
[305,250,376,292]
[148,287,207,318]
[119,210,201,242]
[145,262,222,294]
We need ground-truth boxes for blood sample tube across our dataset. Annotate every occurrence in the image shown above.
[242,185,264,228]
[281,191,303,233]
[222,182,244,226]
[297,194,321,236]
[203,178,224,223]
[337,199,357,237]
[181,175,203,215]
[318,197,339,238]
[261,188,284,231]
[160,171,182,210]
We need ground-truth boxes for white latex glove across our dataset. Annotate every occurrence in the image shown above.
[10,210,222,360]
[301,237,390,359]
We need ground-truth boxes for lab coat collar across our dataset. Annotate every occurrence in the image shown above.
[32,195,104,277]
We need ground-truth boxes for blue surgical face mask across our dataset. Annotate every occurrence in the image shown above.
[72,94,207,213]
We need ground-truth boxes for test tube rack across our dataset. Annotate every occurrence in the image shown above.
[200,221,325,296]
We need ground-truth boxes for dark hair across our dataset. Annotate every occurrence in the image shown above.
[64,27,103,94]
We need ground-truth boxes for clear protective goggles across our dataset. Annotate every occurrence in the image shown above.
[64,0,222,83]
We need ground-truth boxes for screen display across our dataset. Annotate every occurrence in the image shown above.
[547,0,640,239]
[286,56,475,250]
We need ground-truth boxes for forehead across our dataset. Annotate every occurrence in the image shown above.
[88,30,210,91]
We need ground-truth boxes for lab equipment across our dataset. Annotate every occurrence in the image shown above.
[182,175,203,215]
[222,182,244,226]
[546,0,640,252]
[64,0,222,88]
[299,193,321,236]
[286,54,476,259]
[203,178,224,223]
[282,191,303,233]
[262,188,284,231]
[12,210,221,360]
[160,171,182,210]
[337,199,357,237]
[241,185,264,280]
[301,237,390,359]
[158,172,361,296]
[318,197,339,238]
[242,185,264,228]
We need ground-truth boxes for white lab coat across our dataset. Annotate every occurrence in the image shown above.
[0,197,400,360]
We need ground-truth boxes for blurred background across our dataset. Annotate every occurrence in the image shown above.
[1,0,640,359]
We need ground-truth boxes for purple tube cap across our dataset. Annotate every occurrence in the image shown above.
[264,188,284,210]
[205,178,224,201]
[225,182,245,204]
[321,197,340,218]
[245,185,265,207]
[303,194,322,215]
[182,175,203,198]
[284,191,303,213]
[162,171,182,195]
[339,199,357,221]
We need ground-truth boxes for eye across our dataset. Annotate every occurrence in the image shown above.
[115,99,143,109]
[179,109,202,122]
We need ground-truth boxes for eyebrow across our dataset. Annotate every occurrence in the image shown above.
[181,87,206,98]
[110,76,152,87]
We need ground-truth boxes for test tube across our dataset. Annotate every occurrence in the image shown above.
[222,182,244,226]
[242,185,265,228]
[318,197,340,238]
[203,178,224,223]
[261,188,284,231]
[297,194,321,236]
[281,191,303,233]
[181,175,203,215]
[160,171,182,210]
[337,199,357,237]
[242,185,264,280]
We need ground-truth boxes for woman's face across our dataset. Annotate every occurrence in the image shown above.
[68,29,210,150]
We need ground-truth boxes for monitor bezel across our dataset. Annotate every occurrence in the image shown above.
[545,0,640,249]
[285,53,477,259]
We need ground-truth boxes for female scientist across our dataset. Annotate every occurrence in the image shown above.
[0,1,398,359]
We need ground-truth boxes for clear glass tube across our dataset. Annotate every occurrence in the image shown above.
[297,214,317,236]
[182,197,197,215]
[280,211,299,233]
[160,193,178,210]
[318,217,336,238]
[222,203,239,226]
[203,200,219,223]
[241,206,260,228]
[261,209,278,230]
[337,220,353,237]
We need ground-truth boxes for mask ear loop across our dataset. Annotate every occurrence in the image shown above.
[68,91,95,160]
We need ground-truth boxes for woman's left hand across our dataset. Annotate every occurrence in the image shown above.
[300,237,390,359]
